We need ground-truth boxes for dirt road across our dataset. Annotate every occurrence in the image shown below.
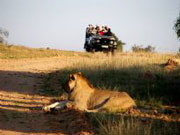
[0,57,93,135]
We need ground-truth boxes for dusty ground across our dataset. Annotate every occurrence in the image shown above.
[0,57,93,135]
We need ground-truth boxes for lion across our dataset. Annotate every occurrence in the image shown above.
[43,72,136,113]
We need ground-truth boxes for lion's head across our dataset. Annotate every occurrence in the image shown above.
[64,72,83,93]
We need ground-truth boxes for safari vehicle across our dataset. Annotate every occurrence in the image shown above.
[84,27,117,54]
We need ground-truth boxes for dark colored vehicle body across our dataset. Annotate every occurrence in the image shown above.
[84,34,117,54]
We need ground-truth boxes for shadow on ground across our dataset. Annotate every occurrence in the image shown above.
[0,70,47,95]
[0,70,92,134]
[0,107,92,134]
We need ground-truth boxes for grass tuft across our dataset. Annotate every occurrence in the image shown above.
[86,113,180,135]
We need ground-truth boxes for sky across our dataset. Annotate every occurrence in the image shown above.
[0,0,179,53]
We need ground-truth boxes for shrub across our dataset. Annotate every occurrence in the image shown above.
[132,45,155,53]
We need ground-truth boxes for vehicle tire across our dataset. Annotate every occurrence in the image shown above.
[86,47,91,52]
[102,49,109,55]
[111,49,116,56]
[91,48,95,53]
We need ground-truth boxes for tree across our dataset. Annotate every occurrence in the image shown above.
[112,33,125,52]
[0,27,9,43]
[174,13,180,39]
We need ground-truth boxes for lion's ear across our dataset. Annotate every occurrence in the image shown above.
[77,72,82,76]
[69,74,75,80]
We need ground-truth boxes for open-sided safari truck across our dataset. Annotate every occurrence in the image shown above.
[84,25,117,54]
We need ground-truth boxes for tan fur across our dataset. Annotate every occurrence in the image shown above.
[65,72,136,112]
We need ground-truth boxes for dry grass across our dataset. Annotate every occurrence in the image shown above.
[87,113,180,135]
[0,43,89,59]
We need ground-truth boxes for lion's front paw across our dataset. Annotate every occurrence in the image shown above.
[42,106,51,112]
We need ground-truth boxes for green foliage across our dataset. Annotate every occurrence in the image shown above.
[174,13,180,39]
[132,45,155,52]
[112,33,125,52]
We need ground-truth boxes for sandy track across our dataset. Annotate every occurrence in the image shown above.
[0,57,93,135]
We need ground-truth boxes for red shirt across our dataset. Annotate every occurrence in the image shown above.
[99,31,104,36]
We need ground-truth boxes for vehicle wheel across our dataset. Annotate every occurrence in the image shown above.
[91,48,95,53]
[86,47,91,52]
[102,49,109,56]
[84,42,87,49]
[111,49,116,56]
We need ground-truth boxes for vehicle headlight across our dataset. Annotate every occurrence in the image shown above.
[110,41,114,44]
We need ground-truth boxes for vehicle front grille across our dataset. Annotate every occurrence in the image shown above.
[98,39,112,45]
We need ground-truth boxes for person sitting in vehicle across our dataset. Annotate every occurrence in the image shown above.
[104,26,112,36]
[86,24,90,38]
[88,24,94,32]
[86,24,94,37]
[102,26,107,33]
[95,25,104,36]
[90,27,96,35]
[94,25,99,35]
[98,27,104,36]
[106,28,112,36]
